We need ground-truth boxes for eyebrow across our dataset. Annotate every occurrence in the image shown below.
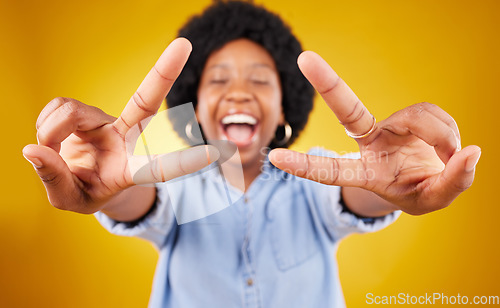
[250,63,275,70]
[206,63,276,71]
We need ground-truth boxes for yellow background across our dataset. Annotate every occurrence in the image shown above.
[1,0,498,306]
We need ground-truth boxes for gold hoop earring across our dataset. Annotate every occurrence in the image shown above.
[274,122,292,146]
[185,118,203,144]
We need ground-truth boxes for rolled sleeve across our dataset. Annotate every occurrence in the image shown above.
[321,184,401,240]
[94,183,175,249]
[306,147,401,241]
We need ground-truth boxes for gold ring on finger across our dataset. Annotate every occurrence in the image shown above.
[344,114,376,139]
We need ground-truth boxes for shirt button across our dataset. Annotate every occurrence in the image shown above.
[246,278,253,286]
[244,196,249,203]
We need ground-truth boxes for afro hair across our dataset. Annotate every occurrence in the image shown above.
[166,0,314,148]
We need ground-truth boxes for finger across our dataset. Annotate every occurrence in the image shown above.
[114,38,192,137]
[22,144,86,212]
[297,51,374,137]
[131,145,220,185]
[269,149,369,188]
[413,102,461,150]
[36,99,115,152]
[381,105,460,163]
[36,97,67,130]
[417,145,481,212]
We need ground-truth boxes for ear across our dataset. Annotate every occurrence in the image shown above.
[278,111,285,126]
[194,101,201,123]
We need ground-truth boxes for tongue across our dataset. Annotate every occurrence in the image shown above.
[225,124,253,143]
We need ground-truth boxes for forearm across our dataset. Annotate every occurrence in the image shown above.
[100,185,156,222]
[342,186,398,218]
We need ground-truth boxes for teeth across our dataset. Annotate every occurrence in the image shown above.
[221,114,257,125]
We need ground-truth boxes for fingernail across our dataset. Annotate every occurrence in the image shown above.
[465,150,481,172]
[23,154,43,168]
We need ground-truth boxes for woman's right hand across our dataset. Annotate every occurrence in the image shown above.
[22,38,217,215]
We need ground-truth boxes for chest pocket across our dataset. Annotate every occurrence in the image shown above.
[266,184,321,271]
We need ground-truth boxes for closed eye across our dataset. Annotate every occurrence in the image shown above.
[209,79,229,84]
[250,79,269,85]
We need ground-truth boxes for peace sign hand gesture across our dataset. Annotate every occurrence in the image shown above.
[23,38,218,215]
[269,51,481,215]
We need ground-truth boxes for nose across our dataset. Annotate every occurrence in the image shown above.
[225,80,253,103]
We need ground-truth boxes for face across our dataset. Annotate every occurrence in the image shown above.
[196,39,283,167]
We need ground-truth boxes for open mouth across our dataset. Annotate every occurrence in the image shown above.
[220,113,258,147]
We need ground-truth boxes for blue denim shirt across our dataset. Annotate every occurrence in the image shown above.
[96,149,400,307]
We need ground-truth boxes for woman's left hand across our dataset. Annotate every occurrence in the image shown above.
[269,51,481,215]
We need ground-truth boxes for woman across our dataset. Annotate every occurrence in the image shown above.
[22,1,480,307]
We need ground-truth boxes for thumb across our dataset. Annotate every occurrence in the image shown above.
[269,149,368,187]
[130,144,220,185]
[23,144,83,211]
